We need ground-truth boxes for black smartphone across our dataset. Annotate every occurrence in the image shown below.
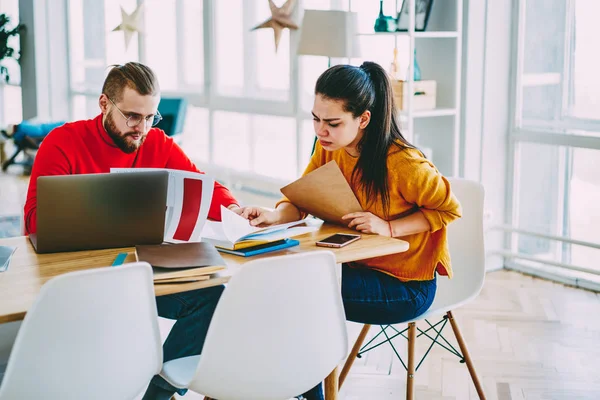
[315,233,362,248]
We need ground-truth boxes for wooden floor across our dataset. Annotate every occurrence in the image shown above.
[339,270,600,400]
[2,170,599,400]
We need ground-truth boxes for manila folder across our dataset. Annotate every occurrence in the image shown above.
[280,160,363,225]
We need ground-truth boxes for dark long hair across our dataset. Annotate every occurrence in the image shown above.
[315,61,415,217]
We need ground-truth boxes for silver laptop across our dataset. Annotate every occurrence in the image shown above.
[30,171,169,254]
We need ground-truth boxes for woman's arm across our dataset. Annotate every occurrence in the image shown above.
[274,202,302,224]
[343,209,431,238]
[389,211,431,237]
[343,151,461,237]
[397,155,462,233]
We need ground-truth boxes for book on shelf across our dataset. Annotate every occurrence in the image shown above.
[201,206,317,250]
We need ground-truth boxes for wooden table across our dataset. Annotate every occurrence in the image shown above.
[0,222,409,399]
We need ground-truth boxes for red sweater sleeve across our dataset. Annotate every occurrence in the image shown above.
[165,140,238,221]
[24,132,72,234]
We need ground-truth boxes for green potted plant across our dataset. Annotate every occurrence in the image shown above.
[0,13,23,83]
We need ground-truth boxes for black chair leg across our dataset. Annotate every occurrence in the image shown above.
[1,146,23,172]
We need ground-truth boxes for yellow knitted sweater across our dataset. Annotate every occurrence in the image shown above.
[280,142,462,281]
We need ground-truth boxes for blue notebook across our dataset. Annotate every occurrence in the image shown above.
[216,238,300,257]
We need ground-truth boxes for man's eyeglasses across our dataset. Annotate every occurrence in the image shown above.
[108,97,163,128]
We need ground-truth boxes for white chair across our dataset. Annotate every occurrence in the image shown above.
[0,262,163,400]
[159,251,348,400]
[338,178,487,400]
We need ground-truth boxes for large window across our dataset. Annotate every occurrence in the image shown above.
[508,0,600,279]
[517,0,600,133]
[214,0,290,101]
[143,0,204,92]
[64,0,420,181]
[0,0,22,126]
[65,0,330,181]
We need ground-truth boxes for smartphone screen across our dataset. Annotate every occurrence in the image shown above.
[316,233,361,248]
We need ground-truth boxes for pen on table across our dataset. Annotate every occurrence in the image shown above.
[112,252,128,267]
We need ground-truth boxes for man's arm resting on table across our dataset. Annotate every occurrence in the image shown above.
[23,132,72,234]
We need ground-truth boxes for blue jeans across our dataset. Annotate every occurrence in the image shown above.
[142,285,225,400]
[301,264,437,400]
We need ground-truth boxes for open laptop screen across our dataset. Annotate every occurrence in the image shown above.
[31,171,168,254]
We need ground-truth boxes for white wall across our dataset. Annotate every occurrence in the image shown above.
[461,0,514,271]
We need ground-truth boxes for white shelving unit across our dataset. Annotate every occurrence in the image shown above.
[355,0,463,177]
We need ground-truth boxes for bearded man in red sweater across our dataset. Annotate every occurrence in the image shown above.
[24,62,238,399]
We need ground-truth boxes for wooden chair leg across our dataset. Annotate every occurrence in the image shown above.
[406,322,416,400]
[339,324,371,390]
[447,311,486,399]
[324,366,339,400]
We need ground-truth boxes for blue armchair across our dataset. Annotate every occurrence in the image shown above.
[1,121,65,173]
[155,97,188,137]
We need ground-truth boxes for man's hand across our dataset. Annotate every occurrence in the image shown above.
[228,204,243,214]
[237,206,280,227]
[342,212,392,237]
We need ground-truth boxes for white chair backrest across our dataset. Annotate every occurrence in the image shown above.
[0,262,162,400]
[430,178,486,312]
[190,251,348,400]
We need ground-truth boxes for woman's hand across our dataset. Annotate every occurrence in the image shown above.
[342,212,392,237]
[237,206,280,227]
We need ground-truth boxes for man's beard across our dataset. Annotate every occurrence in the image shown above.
[103,111,146,154]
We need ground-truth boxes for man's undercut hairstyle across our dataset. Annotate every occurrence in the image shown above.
[102,62,160,102]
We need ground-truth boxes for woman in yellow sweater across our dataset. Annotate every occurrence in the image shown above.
[239,61,461,400]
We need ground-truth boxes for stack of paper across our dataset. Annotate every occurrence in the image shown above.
[202,206,317,251]
[111,167,214,243]
[135,242,226,284]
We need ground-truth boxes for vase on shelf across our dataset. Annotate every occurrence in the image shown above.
[388,47,401,81]
[412,48,421,81]
[374,0,397,32]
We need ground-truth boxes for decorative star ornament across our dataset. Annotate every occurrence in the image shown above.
[251,0,298,52]
[112,4,145,49]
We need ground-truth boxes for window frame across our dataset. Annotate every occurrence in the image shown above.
[515,0,600,133]
[505,0,600,274]
[66,0,305,178]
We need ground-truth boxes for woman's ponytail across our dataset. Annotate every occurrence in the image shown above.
[315,61,413,217]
